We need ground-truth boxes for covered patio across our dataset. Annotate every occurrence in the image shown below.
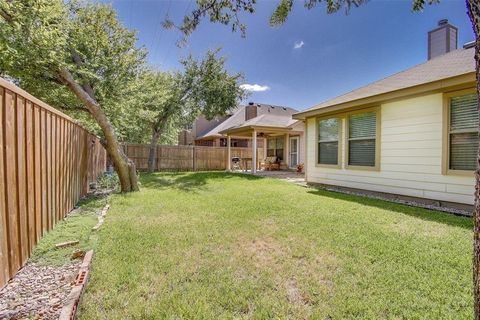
[219,119,304,174]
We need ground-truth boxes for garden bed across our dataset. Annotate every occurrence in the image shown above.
[0,196,107,319]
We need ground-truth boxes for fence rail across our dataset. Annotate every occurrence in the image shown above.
[0,78,106,288]
[123,144,265,171]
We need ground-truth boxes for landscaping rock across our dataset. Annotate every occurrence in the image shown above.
[71,249,86,260]
[0,262,81,320]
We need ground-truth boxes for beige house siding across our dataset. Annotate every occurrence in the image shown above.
[306,93,474,205]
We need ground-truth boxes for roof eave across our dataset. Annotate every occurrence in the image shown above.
[219,125,293,135]
[195,134,221,140]
[293,72,476,120]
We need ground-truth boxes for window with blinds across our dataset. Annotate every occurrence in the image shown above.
[267,137,284,160]
[267,138,276,157]
[318,118,340,165]
[348,111,377,167]
[449,93,478,171]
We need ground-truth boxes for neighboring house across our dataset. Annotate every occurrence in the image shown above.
[177,106,259,148]
[294,19,477,208]
[177,109,237,146]
[179,102,305,170]
[218,103,305,171]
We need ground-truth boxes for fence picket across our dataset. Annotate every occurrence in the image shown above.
[25,101,35,253]
[0,87,10,284]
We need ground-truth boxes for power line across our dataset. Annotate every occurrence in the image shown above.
[150,0,172,67]
[160,0,192,68]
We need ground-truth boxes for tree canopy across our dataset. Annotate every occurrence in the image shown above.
[0,0,149,191]
[166,0,440,39]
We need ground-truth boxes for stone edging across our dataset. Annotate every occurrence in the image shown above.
[92,204,110,231]
[58,250,94,320]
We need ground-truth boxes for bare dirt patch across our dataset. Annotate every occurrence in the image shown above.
[239,236,287,269]
[285,278,311,306]
[236,234,338,311]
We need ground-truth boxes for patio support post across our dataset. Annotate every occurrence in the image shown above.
[285,133,290,168]
[252,130,257,174]
[263,137,267,163]
[227,135,231,171]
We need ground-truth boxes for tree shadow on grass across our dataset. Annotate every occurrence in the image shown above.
[140,171,264,192]
[307,189,472,230]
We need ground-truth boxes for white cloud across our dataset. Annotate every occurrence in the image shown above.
[240,84,270,92]
[293,40,305,49]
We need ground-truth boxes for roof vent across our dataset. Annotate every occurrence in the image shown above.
[438,19,449,26]
[464,41,475,49]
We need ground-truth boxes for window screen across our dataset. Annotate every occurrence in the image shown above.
[267,137,284,160]
[449,93,478,171]
[348,112,376,167]
[318,118,339,165]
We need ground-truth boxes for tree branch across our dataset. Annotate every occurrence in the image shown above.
[71,51,97,100]
[59,104,90,114]
[0,9,12,23]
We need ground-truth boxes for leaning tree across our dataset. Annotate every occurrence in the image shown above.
[0,0,144,192]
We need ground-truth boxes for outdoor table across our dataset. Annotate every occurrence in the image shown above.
[240,157,252,172]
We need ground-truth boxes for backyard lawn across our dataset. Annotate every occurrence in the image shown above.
[78,172,472,319]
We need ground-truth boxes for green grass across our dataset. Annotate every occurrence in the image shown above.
[78,172,472,319]
[30,196,106,266]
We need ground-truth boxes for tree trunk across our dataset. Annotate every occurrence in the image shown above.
[147,113,173,173]
[148,128,160,173]
[58,68,139,192]
[467,0,480,318]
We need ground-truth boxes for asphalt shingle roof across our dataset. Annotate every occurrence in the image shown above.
[199,103,298,138]
[297,47,475,115]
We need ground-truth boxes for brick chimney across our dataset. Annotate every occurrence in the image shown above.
[245,102,258,121]
[428,19,458,60]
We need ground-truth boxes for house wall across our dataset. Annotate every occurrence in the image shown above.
[194,116,229,138]
[177,130,194,145]
[305,93,474,205]
[178,115,230,145]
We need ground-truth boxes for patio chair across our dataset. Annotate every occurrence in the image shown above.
[261,156,280,171]
[231,157,241,171]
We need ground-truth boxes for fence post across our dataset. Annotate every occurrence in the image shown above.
[192,146,196,171]
[156,145,160,171]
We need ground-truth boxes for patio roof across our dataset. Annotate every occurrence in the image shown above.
[219,114,300,137]
[199,104,299,139]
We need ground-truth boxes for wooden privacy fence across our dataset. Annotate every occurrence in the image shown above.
[0,78,106,288]
[123,144,265,171]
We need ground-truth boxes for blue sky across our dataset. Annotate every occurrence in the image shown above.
[103,0,474,111]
